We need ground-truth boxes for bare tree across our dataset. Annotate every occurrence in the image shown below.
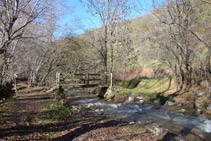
[80,0,132,88]
[149,0,209,88]
[0,0,56,84]
[80,0,131,71]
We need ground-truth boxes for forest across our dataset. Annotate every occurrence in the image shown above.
[0,0,211,140]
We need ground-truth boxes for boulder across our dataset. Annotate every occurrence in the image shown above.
[104,86,115,100]
[165,100,176,106]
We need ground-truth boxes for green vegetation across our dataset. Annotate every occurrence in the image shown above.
[113,77,175,104]
[39,103,73,121]
[119,76,142,89]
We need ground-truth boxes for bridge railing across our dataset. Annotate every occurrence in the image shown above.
[56,73,110,88]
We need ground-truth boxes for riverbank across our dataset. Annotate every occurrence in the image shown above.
[0,85,209,140]
[102,77,211,118]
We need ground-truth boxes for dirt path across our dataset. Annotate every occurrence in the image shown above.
[0,85,204,140]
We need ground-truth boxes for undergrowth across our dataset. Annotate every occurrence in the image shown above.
[113,77,174,104]
[39,103,73,121]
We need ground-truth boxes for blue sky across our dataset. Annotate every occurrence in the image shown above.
[57,0,153,36]
[57,0,100,36]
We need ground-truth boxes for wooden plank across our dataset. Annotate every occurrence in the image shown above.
[88,74,101,76]
[61,84,86,87]
[62,78,86,81]
[88,79,101,81]
[74,73,86,76]
[61,81,85,84]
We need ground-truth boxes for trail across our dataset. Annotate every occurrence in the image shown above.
[0,84,205,140]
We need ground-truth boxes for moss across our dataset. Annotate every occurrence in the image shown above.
[119,76,141,89]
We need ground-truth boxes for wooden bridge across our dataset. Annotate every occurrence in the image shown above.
[56,73,110,88]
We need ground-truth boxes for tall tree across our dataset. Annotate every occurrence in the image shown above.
[80,0,132,86]
[0,0,55,84]
[150,0,209,87]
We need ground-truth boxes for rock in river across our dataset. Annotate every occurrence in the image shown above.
[165,100,175,106]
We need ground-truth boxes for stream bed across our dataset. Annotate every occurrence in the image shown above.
[65,89,211,140]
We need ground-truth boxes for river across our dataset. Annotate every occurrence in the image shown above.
[64,89,211,140]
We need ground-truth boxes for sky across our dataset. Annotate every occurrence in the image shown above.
[56,0,153,36]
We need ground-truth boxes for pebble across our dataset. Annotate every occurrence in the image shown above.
[197,93,203,97]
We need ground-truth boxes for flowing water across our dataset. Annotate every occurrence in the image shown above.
[65,89,211,139]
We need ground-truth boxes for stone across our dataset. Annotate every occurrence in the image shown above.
[147,124,164,136]
[204,105,211,115]
[204,109,211,115]
[165,100,175,106]
[129,121,135,124]
[71,105,79,111]
[137,96,143,100]
[179,109,186,112]
[206,105,211,111]
[196,109,203,114]
[95,109,100,112]
[125,96,135,103]
[87,103,93,108]
[100,109,104,112]
[176,103,182,107]
[139,99,144,104]
[196,103,202,108]
[197,93,203,97]
[104,86,116,100]
[104,86,113,97]
[191,128,204,139]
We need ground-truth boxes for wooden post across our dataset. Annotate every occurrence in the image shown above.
[56,73,58,86]
[110,73,113,87]
[14,74,18,96]
[56,73,61,87]
[87,73,89,87]
[58,73,61,87]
